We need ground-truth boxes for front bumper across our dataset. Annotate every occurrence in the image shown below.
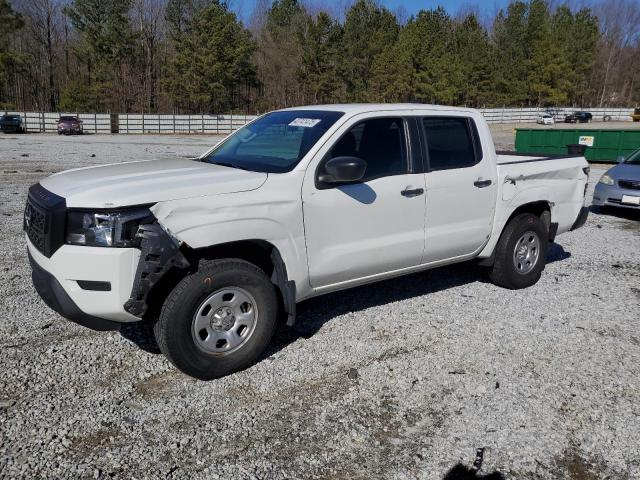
[28,251,121,331]
[26,236,141,327]
[1,124,22,133]
[592,183,640,210]
[58,127,82,134]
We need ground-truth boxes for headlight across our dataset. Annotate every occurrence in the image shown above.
[598,173,614,186]
[66,208,153,247]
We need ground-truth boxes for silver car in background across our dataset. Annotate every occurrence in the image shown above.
[593,148,640,210]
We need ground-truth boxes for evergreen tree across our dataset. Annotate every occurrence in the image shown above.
[492,1,529,106]
[299,12,344,104]
[64,0,138,110]
[254,0,309,109]
[0,0,24,98]
[455,14,495,107]
[525,0,571,106]
[164,2,256,112]
[405,8,463,105]
[553,6,599,105]
[342,0,399,102]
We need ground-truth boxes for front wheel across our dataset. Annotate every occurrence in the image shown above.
[488,213,548,289]
[154,259,278,380]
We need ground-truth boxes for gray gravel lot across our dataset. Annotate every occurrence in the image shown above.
[1,130,639,479]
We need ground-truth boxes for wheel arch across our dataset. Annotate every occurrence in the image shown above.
[144,239,297,326]
[479,200,553,266]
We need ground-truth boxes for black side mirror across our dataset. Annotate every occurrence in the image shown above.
[318,156,367,185]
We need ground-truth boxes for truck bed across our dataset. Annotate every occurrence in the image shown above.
[496,151,584,165]
[493,151,589,239]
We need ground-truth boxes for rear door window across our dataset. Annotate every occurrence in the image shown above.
[422,117,481,170]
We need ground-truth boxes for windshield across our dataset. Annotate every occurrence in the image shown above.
[624,149,640,165]
[203,110,344,173]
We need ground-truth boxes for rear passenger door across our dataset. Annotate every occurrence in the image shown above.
[420,116,497,263]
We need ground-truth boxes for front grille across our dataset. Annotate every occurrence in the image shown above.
[24,201,48,252]
[618,179,640,191]
[24,184,66,257]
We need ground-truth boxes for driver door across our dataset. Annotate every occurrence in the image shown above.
[302,116,426,288]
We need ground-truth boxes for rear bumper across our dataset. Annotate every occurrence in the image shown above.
[570,207,589,231]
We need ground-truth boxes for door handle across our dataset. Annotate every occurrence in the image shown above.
[401,187,424,197]
[474,179,492,188]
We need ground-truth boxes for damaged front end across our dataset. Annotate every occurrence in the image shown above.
[124,223,191,317]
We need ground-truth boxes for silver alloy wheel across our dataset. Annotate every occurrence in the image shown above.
[192,287,258,356]
[512,230,540,275]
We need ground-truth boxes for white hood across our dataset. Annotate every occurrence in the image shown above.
[40,158,268,208]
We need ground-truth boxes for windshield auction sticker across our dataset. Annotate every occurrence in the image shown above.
[289,118,321,128]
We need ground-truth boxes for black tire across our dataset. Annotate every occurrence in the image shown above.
[154,259,278,380]
[488,213,548,289]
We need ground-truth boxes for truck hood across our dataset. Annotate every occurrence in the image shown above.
[40,158,268,208]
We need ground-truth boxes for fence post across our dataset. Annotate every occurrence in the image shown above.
[142,112,145,135]
[23,111,27,133]
[173,112,176,134]
[202,113,204,134]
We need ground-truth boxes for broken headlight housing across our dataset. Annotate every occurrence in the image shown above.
[66,208,154,247]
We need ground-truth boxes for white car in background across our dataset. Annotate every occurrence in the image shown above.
[536,114,555,125]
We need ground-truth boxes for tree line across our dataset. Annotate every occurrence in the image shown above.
[0,0,638,114]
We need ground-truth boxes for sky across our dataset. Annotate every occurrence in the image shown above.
[230,0,514,24]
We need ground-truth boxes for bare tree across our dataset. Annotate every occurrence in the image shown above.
[15,0,64,110]
[132,0,167,111]
[592,0,640,106]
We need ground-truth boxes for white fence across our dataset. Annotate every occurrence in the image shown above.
[117,113,258,134]
[4,107,635,134]
[5,111,112,133]
[478,107,634,123]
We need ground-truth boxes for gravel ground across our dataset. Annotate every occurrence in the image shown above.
[1,132,639,479]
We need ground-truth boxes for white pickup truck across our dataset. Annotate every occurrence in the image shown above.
[25,104,589,379]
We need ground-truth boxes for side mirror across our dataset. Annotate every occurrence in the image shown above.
[318,156,367,185]
[616,155,625,163]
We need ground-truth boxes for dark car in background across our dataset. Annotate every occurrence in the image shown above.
[57,115,83,135]
[0,113,25,133]
[564,111,593,123]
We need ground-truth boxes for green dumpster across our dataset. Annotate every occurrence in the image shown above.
[515,128,640,163]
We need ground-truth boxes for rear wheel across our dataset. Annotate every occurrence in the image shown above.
[488,213,548,289]
[154,259,278,380]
